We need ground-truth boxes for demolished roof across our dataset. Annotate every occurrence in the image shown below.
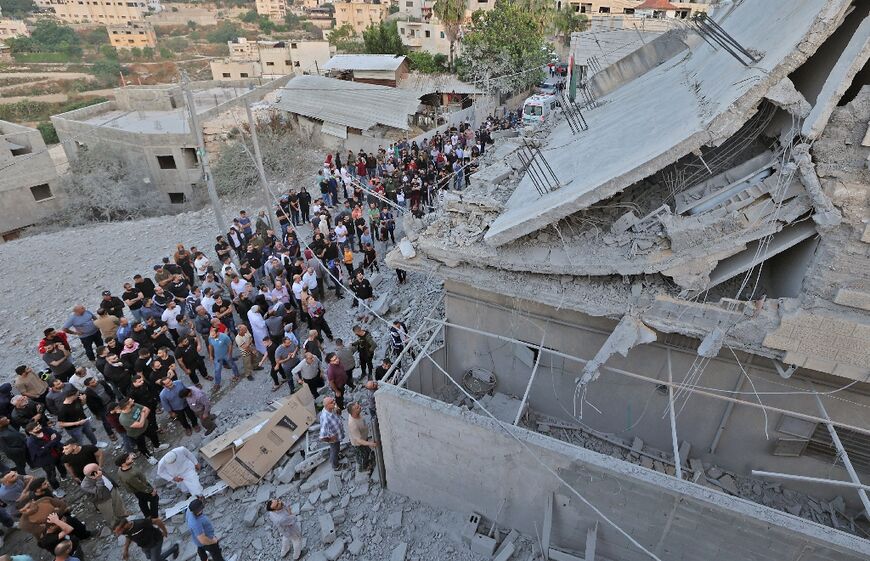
[389,0,870,383]
[484,0,855,246]
[273,74,423,131]
[322,54,408,72]
[635,0,679,9]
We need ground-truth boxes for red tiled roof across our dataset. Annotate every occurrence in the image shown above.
[635,0,679,10]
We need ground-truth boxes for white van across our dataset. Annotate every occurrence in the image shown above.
[522,93,557,125]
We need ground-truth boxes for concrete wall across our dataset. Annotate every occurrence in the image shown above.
[440,281,870,510]
[377,384,870,561]
[0,121,63,239]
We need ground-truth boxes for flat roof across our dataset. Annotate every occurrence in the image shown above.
[79,109,191,135]
[322,54,407,72]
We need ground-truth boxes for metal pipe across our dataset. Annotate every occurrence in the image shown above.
[380,294,444,385]
[813,390,870,516]
[515,335,546,425]
[709,373,746,454]
[423,319,870,438]
[751,470,870,492]
[666,349,682,480]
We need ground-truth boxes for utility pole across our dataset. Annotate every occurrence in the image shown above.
[181,71,227,235]
[244,102,276,229]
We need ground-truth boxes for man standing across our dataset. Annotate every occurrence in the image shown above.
[93,309,121,342]
[179,386,216,435]
[62,305,102,362]
[115,453,168,536]
[272,336,298,392]
[186,498,224,561]
[100,290,127,319]
[117,398,165,465]
[0,417,28,474]
[122,283,145,323]
[42,342,76,383]
[265,498,302,559]
[61,441,103,483]
[318,397,344,471]
[351,325,376,381]
[159,378,199,436]
[56,388,106,448]
[80,463,128,526]
[233,325,257,382]
[333,339,356,391]
[207,327,239,393]
[348,402,377,473]
[292,352,323,398]
[114,516,179,561]
[157,447,203,500]
[325,354,348,410]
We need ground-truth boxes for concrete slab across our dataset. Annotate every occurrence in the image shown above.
[802,12,870,139]
[483,0,853,246]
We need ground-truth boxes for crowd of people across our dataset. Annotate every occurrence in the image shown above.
[0,116,508,561]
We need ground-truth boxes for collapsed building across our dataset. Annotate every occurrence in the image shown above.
[382,0,870,559]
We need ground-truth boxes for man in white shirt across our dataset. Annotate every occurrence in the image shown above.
[156,446,203,499]
[230,275,249,297]
[302,267,319,295]
[161,301,183,343]
[334,223,348,252]
[200,288,216,316]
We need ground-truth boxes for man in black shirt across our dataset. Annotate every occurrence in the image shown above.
[298,189,311,223]
[61,441,103,482]
[123,282,145,324]
[214,235,232,264]
[115,517,179,561]
[100,290,126,318]
[175,335,211,387]
[169,275,191,315]
[134,274,156,300]
[56,388,105,447]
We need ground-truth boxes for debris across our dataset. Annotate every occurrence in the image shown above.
[390,542,408,561]
[319,513,336,545]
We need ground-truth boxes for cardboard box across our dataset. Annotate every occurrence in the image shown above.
[201,385,317,488]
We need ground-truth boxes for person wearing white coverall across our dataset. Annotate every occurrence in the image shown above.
[247,305,269,356]
[156,446,204,499]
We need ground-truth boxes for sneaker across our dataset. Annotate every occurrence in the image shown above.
[95,441,109,449]
[55,488,66,498]
[147,456,158,465]
[157,443,170,451]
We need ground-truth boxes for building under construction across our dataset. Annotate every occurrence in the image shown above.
[383,0,870,559]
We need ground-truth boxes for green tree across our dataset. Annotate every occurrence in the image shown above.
[99,44,118,59]
[284,12,302,29]
[164,36,189,52]
[407,51,447,74]
[206,21,242,43]
[328,23,363,53]
[239,9,259,23]
[0,0,36,17]
[258,17,278,33]
[91,58,127,86]
[37,121,59,145]
[7,20,82,57]
[82,27,109,46]
[432,0,465,70]
[515,0,556,35]
[552,5,587,46]
[361,21,405,55]
[129,46,143,58]
[187,20,198,30]
[142,46,155,59]
[159,46,173,59]
[456,0,547,96]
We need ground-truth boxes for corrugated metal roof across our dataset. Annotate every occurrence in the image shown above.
[272,75,422,131]
[397,72,484,95]
[322,54,407,72]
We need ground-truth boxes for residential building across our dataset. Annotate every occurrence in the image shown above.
[333,0,389,34]
[255,0,287,22]
[45,0,153,24]
[383,1,870,559]
[304,6,334,29]
[0,18,28,41]
[51,78,288,205]
[106,21,157,50]
[210,38,333,81]
[0,121,63,242]
[322,53,409,86]
[396,17,451,56]
[563,0,710,18]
